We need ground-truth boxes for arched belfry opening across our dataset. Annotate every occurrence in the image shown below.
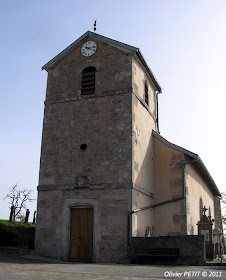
[81,66,96,95]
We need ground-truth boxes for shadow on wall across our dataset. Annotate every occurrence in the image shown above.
[132,133,154,237]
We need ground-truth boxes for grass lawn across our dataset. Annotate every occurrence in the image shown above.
[0,219,35,227]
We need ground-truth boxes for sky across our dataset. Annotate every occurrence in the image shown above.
[0,0,226,221]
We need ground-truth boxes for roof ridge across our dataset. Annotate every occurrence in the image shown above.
[42,30,138,70]
[41,31,162,92]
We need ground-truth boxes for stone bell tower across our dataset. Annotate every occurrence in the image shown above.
[35,31,161,262]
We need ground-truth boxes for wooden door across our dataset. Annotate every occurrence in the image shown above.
[70,208,93,262]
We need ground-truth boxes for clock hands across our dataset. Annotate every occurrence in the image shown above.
[85,46,96,50]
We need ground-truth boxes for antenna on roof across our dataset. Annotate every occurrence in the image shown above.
[94,20,97,33]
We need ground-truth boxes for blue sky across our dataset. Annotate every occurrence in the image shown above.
[0,0,226,220]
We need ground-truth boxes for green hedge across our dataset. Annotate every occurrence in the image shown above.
[0,220,35,249]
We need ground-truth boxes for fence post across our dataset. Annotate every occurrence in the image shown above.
[24,209,30,224]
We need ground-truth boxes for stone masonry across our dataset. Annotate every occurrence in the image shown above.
[36,31,222,264]
[36,33,141,262]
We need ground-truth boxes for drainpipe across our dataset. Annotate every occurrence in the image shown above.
[127,157,200,257]
[155,91,160,134]
[127,213,131,258]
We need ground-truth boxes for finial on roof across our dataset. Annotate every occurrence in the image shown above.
[94,20,97,33]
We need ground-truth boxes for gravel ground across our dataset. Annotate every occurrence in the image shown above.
[0,253,225,280]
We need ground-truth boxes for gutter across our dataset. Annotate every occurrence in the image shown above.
[152,131,220,197]
[155,91,161,134]
[136,50,162,93]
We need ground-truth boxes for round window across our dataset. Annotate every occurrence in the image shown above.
[80,143,88,151]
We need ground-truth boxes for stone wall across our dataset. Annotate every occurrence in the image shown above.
[131,235,205,265]
[131,59,157,237]
[39,93,132,187]
[186,164,215,235]
[36,35,135,262]
[153,135,186,236]
[36,187,131,262]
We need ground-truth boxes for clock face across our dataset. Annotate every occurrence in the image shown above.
[81,41,97,57]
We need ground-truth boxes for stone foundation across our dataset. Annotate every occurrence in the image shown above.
[130,235,205,265]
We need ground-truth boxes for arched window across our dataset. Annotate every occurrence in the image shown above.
[144,82,149,106]
[81,66,96,95]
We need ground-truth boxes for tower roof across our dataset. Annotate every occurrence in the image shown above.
[42,31,162,93]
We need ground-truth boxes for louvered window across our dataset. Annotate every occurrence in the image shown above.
[144,82,149,106]
[81,66,96,95]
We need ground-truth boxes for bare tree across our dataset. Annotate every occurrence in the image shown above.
[4,184,35,220]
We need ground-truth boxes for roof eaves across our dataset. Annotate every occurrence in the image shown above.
[42,31,91,70]
[153,130,221,196]
[153,130,198,159]
[194,159,221,196]
[41,31,162,92]
[42,31,139,71]
[136,50,162,93]
[89,31,138,52]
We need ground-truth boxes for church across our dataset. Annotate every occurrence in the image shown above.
[35,31,223,264]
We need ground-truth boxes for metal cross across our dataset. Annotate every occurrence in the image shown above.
[203,206,208,215]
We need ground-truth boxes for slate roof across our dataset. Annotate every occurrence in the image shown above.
[153,130,221,196]
[42,31,162,93]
